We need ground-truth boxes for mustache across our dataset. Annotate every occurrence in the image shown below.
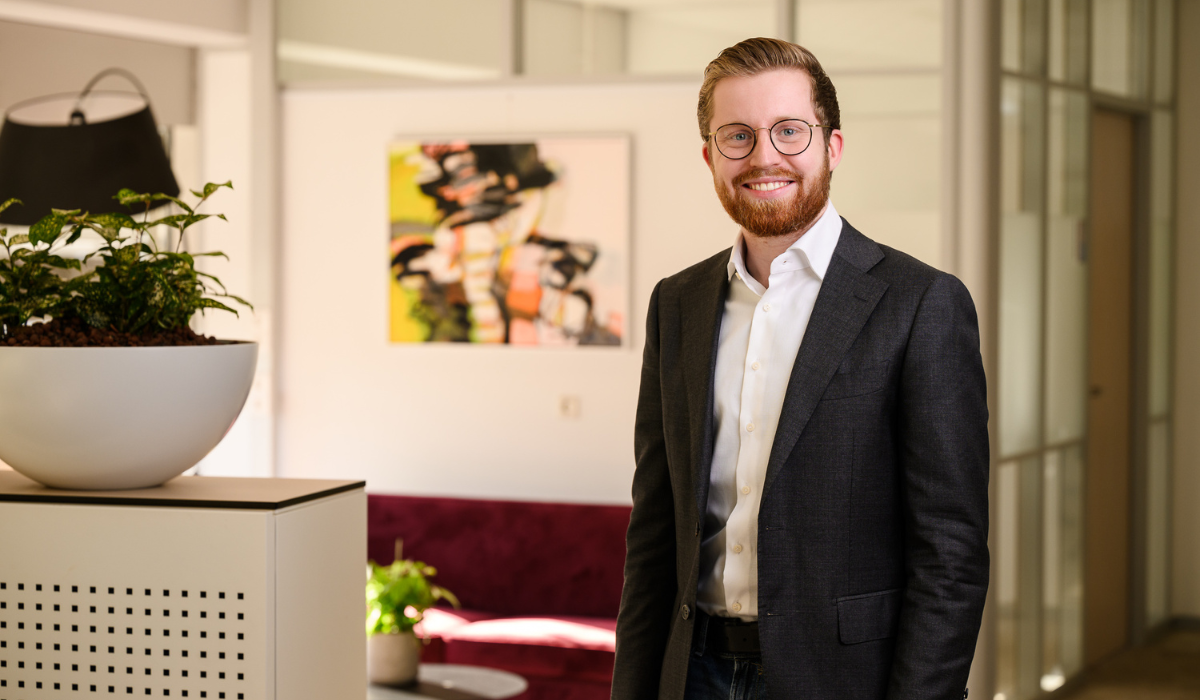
[732,168,802,188]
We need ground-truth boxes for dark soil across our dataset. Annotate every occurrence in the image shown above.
[2,317,219,347]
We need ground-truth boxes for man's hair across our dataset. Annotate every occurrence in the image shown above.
[697,37,840,141]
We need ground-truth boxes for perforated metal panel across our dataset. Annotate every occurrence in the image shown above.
[0,582,250,699]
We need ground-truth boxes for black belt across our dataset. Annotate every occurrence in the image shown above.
[699,609,761,654]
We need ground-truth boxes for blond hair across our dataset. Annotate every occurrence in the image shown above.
[697,37,840,141]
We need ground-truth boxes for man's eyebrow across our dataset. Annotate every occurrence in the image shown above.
[719,116,813,127]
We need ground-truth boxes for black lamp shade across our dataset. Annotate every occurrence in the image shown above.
[0,104,179,226]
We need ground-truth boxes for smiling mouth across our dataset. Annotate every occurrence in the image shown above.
[734,168,800,192]
[744,181,792,192]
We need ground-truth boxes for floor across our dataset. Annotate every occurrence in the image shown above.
[1059,630,1200,700]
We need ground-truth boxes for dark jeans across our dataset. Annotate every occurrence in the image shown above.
[683,612,767,700]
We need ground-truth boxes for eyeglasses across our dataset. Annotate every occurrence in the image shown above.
[708,118,832,160]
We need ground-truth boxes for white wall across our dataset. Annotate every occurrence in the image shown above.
[279,77,947,503]
[279,82,711,504]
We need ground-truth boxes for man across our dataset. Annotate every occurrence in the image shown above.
[612,38,989,700]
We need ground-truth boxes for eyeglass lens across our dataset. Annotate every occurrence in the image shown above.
[714,120,813,159]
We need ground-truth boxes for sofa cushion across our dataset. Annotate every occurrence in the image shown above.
[441,615,616,652]
[368,494,631,617]
[415,612,616,686]
[414,606,498,638]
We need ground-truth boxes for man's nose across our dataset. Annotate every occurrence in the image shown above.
[746,131,782,167]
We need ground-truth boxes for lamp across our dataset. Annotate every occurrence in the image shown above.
[0,68,179,226]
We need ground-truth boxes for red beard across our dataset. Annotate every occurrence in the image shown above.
[714,156,831,239]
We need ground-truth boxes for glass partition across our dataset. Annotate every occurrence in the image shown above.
[1091,0,1151,98]
[277,0,509,83]
[795,0,940,72]
[526,0,777,77]
[995,460,1020,700]
[1017,456,1044,698]
[1148,111,1174,419]
[523,0,627,77]
[624,1,776,76]
[1000,78,1045,460]
[1044,89,1088,446]
[1041,445,1085,688]
[1145,109,1174,628]
[1152,0,1175,103]
[277,0,782,82]
[1049,0,1089,84]
[1146,421,1171,625]
[276,0,956,83]
[999,2,1177,696]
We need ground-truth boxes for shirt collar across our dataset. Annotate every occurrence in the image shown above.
[726,200,842,286]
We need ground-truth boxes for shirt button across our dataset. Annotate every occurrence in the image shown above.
[751,362,761,371]
[762,303,772,312]
[741,486,751,495]
[746,423,755,432]
[731,602,742,613]
[732,544,743,554]
[681,604,690,620]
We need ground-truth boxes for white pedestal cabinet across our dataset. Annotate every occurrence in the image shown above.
[0,472,366,700]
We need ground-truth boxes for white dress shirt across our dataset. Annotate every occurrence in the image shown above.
[696,200,842,620]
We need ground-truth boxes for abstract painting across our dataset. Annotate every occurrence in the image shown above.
[388,136,629,347]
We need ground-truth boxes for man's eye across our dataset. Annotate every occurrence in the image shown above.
[730,133,750,141]
[779,128,798,137]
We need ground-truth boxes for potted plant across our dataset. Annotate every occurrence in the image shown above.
[0,184,255,490]
[366,540,460,686]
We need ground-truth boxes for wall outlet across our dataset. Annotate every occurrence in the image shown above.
[559,395,582,418]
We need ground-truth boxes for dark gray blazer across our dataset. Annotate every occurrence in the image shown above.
[612,220,989,700]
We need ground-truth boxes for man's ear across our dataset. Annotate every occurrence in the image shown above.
[826,129,844,171]
[702,142,714,170]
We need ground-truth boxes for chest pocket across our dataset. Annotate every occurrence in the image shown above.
[821,360,890,401]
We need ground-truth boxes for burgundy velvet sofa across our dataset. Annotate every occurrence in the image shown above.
[367,493,632,700]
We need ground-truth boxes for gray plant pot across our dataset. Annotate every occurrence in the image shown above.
[367,631,421,687]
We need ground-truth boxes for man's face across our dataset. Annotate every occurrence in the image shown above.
[703,68,844,239]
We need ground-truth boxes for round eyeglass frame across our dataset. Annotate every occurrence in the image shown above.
[708,118,833,160]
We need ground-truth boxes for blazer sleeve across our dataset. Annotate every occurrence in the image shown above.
[612,280,680,700]
[887,273,990,700]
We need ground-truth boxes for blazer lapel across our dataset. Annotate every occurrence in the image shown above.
[763,222,888,496]
[680,254,730,519]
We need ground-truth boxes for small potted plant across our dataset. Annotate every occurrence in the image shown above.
[0,184,255,490]
[366,540,460,686]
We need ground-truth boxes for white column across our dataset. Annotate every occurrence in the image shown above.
[951,0,1002,696]
[194,46,273,477]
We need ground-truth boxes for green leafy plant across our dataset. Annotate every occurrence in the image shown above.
[366,541,460,637]
[0,182,250,338]
[0,198,80,327]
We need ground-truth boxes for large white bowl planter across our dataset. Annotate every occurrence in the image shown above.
[0,342,257,490]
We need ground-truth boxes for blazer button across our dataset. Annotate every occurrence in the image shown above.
[681,604,691,620]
